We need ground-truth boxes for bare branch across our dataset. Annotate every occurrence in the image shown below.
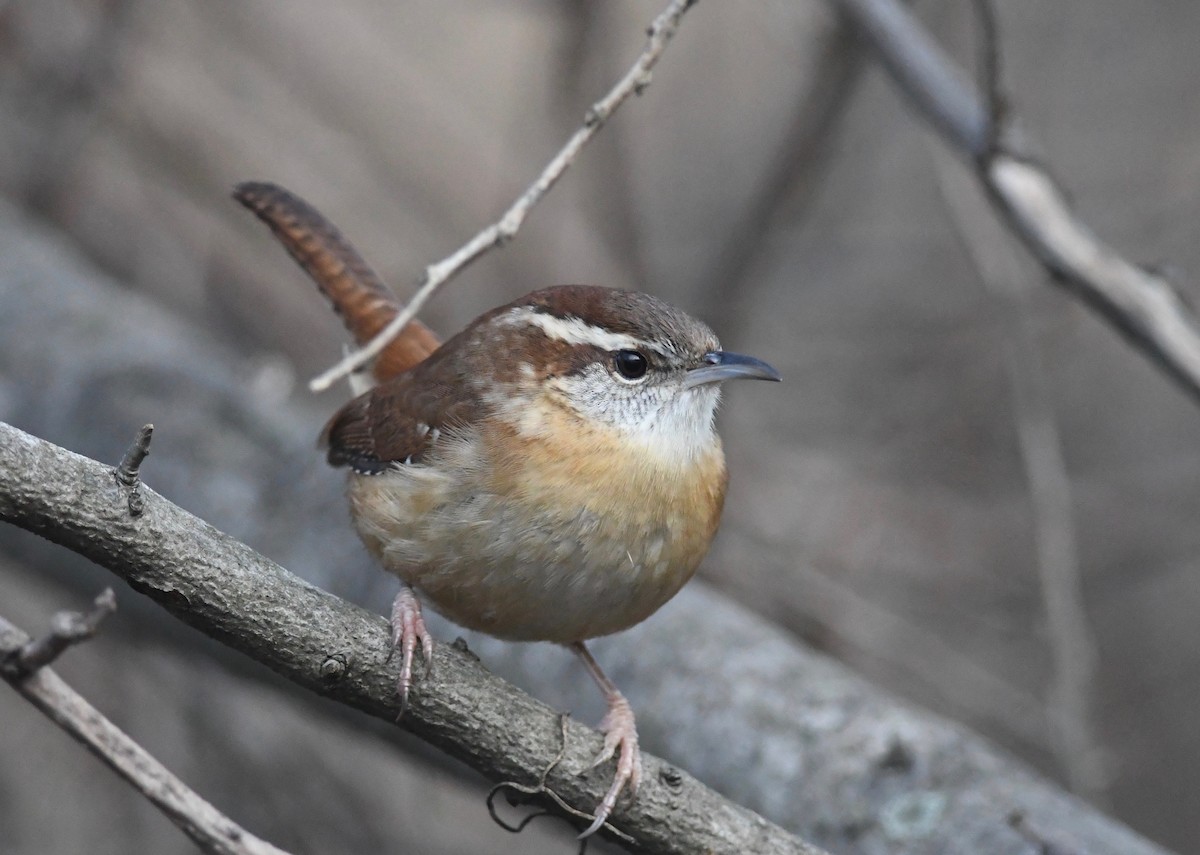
[0,419,823,855]
[934,155,1108,803]
[831,0,1200,405]
[987,159,1200,397]
[2,588,116,676]
[308,0,697,392]
[0,608,290,855]
[833,0,989,154]
[967,0,1004,156]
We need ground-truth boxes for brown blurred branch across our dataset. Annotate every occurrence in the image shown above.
[934,155,1107,802]
[309,0,697,392]
[0,419,824,855]
[0,595,290,855]
[694,22,862,326]
[832,0,1200,405]
[913,0,1112,802]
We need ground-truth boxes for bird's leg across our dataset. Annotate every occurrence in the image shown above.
[570,641,643,838]
[390,585,434,713]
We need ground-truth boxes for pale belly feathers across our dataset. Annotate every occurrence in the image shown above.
[347,416,727,643]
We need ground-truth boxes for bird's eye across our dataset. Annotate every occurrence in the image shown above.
[613,349,649,381]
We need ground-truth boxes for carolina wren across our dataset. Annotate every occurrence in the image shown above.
[234,183,780,838]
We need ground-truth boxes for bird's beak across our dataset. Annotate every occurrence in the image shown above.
[684,351,782,388]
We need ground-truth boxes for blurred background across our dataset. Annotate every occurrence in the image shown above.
[2,1,1199,853]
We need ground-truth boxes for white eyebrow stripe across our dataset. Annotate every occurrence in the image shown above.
[503,307,648,352]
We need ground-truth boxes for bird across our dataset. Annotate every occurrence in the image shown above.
[234,182,781,838]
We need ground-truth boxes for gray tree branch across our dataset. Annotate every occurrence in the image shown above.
[4,587,115,675]
[831,0,1200,405]
[0,419,823,855]
[0,598,291,855]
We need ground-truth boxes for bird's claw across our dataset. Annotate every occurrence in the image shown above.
[579,692,642,838]
[390,587,434,715]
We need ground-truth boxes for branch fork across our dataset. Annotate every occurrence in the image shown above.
[1,588,116,679]
[307,0,698,392]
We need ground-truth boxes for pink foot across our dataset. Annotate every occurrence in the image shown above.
[390,586,434,713]
[570,642,644,838]
[580,691,643,838]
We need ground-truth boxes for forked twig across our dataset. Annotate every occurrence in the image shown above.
[833,0,1200,405]
[0,599,290,855]
[2,588,116,677]
[308,0,698,392]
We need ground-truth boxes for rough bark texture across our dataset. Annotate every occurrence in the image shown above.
[0,203,1173,855]
[0,419,822,855]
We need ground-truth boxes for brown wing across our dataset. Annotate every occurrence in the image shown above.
[233,181,441,381]
[320,369,479,474]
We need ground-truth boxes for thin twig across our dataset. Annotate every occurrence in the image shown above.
[968,0,1003,156]
[3,588,117,677]
[114,423,153,516]
[954,0,1107,803]
[114,423,153,487]
[553,3,652,293]
[0,610,291,855]
[308,0,698,392]
[693,22,863,326]
[833,0,989,154]
[831,0,1200,406]
[934,154,1107,803]
[232,182,439,383]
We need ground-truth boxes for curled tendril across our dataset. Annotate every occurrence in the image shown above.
[484,714,634,851]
